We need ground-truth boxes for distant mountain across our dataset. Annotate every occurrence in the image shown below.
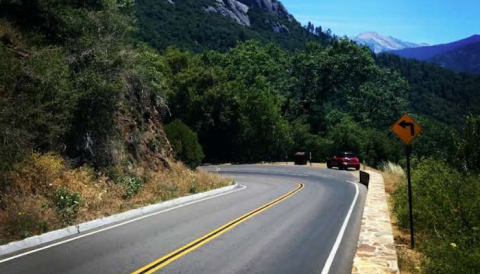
[352,32,427,53]
[390,35,480,61]
[430,42,480,75]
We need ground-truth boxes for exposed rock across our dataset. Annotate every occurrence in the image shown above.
[205,0,295,28]
[118,74,173,171]
[237,0,294,21]
[205,0,251,27]
[166,0,174,4]
[269,20,289,34]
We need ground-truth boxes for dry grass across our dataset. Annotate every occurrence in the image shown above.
[129,162,232,207]
[380,162,423,274]
[0,153,231,244]
[391,221,424,274]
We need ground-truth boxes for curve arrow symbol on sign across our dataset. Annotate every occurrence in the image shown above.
[399,120,415,136]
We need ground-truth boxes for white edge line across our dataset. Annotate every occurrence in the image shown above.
[0,185,247,264]
[320,181,360,274]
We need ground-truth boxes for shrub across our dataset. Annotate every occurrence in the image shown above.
[463,115,480,173]
[0,195,58,242]
[189,183,199,194]
[11,153,64,196]
[392,158,480,274]
[119,176,144,199]
[53,188,81,225]
[165,120,205,168]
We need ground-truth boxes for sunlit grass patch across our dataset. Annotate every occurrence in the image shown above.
[0,153,231,244]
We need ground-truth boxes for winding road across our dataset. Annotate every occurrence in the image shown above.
[0,165,367,274]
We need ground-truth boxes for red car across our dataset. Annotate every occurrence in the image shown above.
[327,152,360,170]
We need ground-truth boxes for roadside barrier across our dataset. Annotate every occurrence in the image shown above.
[359,171,370,189]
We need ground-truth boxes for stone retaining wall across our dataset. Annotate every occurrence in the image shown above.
[352,171,399,274]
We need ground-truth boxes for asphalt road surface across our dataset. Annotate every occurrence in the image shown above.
[0,165,367,274]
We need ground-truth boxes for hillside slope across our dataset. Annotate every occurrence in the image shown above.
[430,42,480,75]
[134,0,330,52]
[0,2,173,173]
[376,53,480,128]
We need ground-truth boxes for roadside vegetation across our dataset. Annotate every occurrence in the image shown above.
[382,116,480,274]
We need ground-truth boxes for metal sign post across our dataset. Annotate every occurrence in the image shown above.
[405,145,414,249]
[392,114,422,249]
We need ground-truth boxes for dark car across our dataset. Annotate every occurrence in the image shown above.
[327,152,360,170]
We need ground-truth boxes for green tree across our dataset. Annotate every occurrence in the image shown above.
[165,120,205,168]
[290,40,376,130]
[348,68,408,128]
[462,115,480,174]
[166,44,293,163]
[362,129,402,167]
[0,35,75,186]
[290,120,333,161]
[412,115,461,166]
[327,116,365,155]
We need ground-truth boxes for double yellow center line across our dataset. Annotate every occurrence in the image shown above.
[130,182,304,274]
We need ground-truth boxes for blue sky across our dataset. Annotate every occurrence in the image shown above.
[281,0,480,45]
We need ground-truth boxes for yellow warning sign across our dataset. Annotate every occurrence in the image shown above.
[391,114,422,145]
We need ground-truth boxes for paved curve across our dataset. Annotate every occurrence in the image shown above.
[0,165,366,274]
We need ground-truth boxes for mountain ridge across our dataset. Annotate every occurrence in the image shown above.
[352,31,427,53]
[429,41,480,75]
[390,34,480,60]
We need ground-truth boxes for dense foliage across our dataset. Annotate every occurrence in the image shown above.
[160,40,407,165]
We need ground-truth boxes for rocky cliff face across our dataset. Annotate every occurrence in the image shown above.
[237,0,293,21]
[204,0,251,26]
[118,75,173,171]
[204,0,293,28]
